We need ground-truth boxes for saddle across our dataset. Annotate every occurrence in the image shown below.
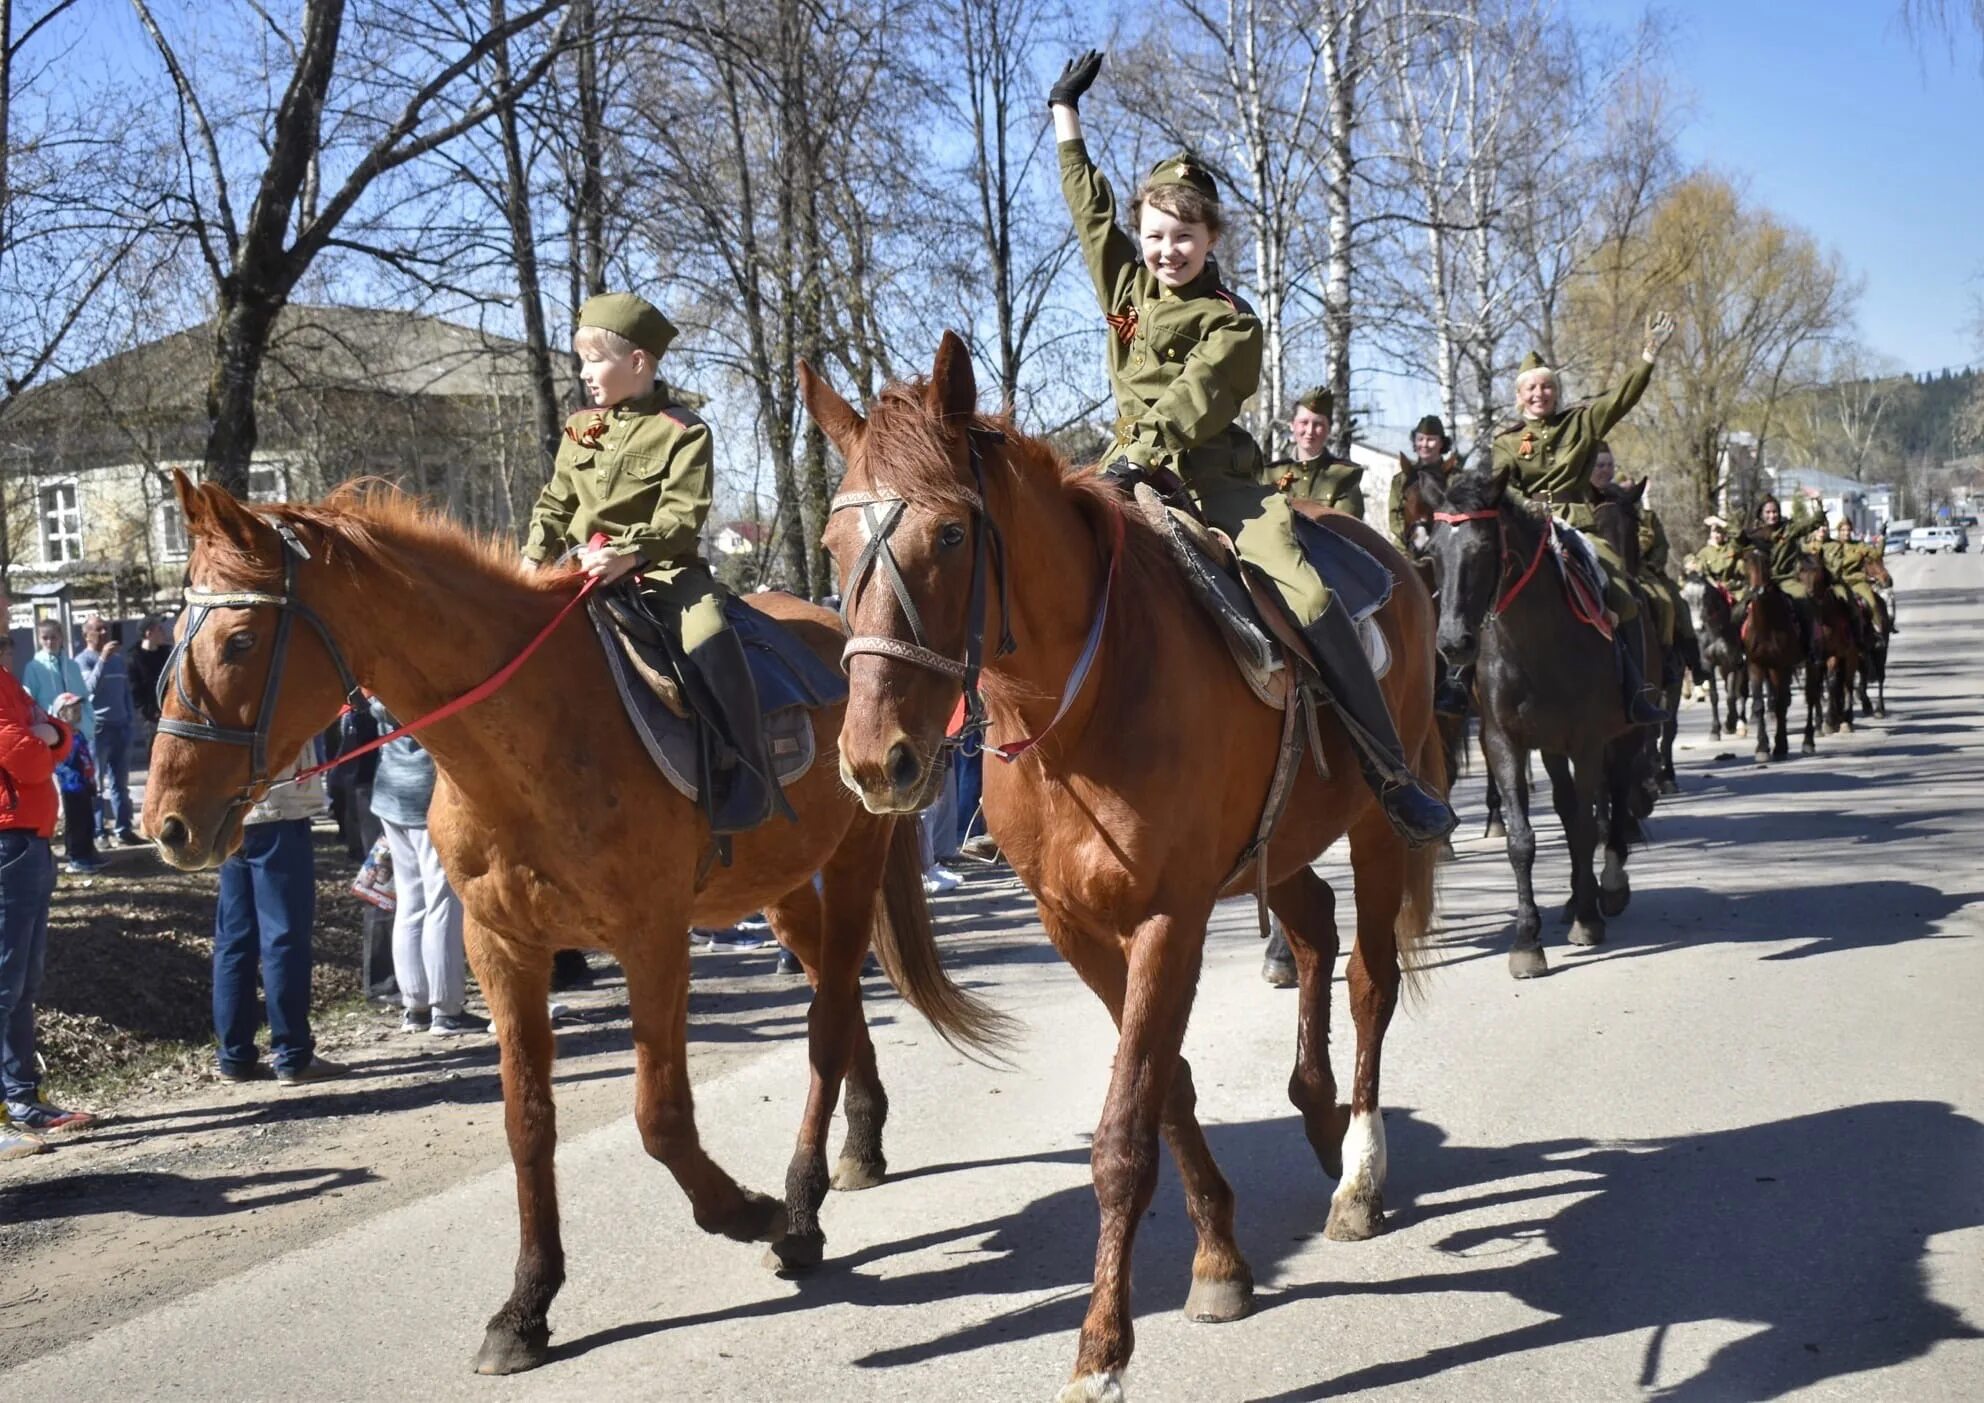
[1132,484,1394,710]
[588,587,847,806]
[1542,517,1615,641]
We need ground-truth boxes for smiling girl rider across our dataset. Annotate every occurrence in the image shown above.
[1048,50,1453,847]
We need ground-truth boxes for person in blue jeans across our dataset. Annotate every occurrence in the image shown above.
[213,749,344,1086]
[79,616,140,845]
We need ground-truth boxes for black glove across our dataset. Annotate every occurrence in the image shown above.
[1048,49,1104,109]
[1097,461,1146,494]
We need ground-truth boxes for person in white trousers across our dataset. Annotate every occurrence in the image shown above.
[368,699,486,1036]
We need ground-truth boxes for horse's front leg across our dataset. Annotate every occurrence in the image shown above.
[469,923,563,1375]
[1482,726,1543,977]
[1751,669,1771,762]
[1801,661,1820,755]
[1543,750,1604,948]
[1060,910,1210,1403]
[1707,667,1722,741]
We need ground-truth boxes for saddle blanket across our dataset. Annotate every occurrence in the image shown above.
[589,594,847,802]
[1546,518,1615,640]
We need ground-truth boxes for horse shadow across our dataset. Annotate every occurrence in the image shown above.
[1255,1100,1984,1400]
[549,1101,1983,1401]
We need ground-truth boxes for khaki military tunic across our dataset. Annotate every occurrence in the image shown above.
[1739,520,1808,600]
[1635,506,1681,646]
[1693,540,1739,587]
[524,386,728,649]
[1491,357,1655,620]
[1265,455,1364,518]
[1060,139,1329,625]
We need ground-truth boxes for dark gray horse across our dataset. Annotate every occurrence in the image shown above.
[1423,467,1645,979]
[1682,568,1747,740]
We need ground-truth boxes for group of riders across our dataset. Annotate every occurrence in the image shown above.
[523,46,1892,874]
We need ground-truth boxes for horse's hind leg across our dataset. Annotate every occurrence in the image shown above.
[760,818,890,1273]
[470,925,562,1375]
[1269,866,1347,1175]
[618,926,786,1245]
[1327,816,1409,1241]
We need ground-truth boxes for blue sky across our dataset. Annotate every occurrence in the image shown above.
[1584,0,1984,375]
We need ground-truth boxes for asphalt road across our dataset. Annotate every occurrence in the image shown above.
[8,554,1983,1402]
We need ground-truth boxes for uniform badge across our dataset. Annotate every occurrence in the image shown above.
[566,412,608,448]
[1104,304,1138,344]
[1518,431,1535,460]
[1275,469,1297,493]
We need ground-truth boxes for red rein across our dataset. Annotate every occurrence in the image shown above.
[1431,508,1600,632]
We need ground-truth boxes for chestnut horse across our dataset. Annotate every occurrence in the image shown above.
[1799,555,1861,738]
[142,472,1008,1375]
[803,334,1443,1402]
[1740,549,1804,762]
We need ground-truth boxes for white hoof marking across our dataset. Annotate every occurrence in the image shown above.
[1055,1370,1126,1403]
[1332,1108,1387,1205]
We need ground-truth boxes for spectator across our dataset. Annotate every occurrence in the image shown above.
[213,747,345,1085]
[50,695,104,875]
[0,588,91,1159]
[370,699,484,1036]
[22,621,96,868]
[127,615,174,744]
[78,615,141,846]
[918,762,962,895]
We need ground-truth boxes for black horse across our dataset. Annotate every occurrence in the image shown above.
[1423,467,1644,979]
[1682,567,1747,741]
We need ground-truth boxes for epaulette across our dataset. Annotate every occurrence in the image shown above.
[655,399,706,431]
[1212,286,1257,317]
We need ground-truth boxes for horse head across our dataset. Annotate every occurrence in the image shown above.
[802,330,995,814]
[145,470,356,869]
[1421,454,1512,668]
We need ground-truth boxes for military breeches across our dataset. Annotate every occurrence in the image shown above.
[1851,582,1879,616]
[639,559,729,651]
[1195,476,1333,627]
[1587,535,1639,622]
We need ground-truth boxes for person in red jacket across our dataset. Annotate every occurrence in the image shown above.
[0,598,94,1159]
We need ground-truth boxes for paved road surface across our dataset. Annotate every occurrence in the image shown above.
[7,555,1983,1401]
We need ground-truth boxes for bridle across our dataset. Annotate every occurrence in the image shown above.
[828,423,1120,762]
[156,521,364,826]
[1430,505,1549,619]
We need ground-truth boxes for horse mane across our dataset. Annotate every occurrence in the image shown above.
[197,480,568,601]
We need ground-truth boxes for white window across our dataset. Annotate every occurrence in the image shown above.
[38,482,81,564]
[158,500,189,560]
[248,466,284,502]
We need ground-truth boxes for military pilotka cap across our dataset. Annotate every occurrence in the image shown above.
[577,292,677,359]
[1145,151,1220,202]
[1517,350,1553,378]
[1294,386,1333,419]
[1413,414,1450,446]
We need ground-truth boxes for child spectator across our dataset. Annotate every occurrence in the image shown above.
[51,694,104,875]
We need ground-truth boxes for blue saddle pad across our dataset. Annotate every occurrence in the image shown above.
[729,597,850,712]
[1289,511,1395,623]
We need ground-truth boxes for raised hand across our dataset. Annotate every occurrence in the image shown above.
[1048,49,1104,109]
[1643,309,1676,359]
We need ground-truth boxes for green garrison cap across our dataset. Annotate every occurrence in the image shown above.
[1413,413,1449,445]
[577,292,677,359]
[1145,151,1220,202]
[1294,385,1333,419]
[1517,350,1552,377]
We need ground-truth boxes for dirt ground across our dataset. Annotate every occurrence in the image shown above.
[0,820,1027,1371]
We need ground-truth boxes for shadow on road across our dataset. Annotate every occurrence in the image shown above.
[545,1101,1984,1402]
[0,1164,379,1225]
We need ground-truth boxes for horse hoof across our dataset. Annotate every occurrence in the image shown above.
[1876,705,1887,718]
[1325,1188,1387,1241]
[1484,819,1507,841]
[1842,720,1854,734]
[720,1189,787,1244]
[1261,956,1298,989]
[1801,741,1816,756]
[1599,883,1630,919]
[1569,918,1606,947]
[1659,777,1679,796]
[1055,1371,1126,1403]
[473,1323,549,1376]
[764,1229,826,1277]
[830,1155,888,1193]
[1509,946,1549,979]
[1184,1271,1255,1323]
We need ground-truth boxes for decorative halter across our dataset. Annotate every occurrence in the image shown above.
[828,425,1121,762]
[159,519,601,826]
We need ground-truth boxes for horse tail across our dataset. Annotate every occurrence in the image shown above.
[869,816,1019,1062]
[1395,722,1447,1005]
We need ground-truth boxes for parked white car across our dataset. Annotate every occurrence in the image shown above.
[1910,525,1969,555]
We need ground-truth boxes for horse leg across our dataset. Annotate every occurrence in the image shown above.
[1707,667,1721,741]
[1801,661,1819,755]
[1773,669,1793,761]
[618,931,786,1248]
[1545,750,1605,948]
[1751,669,1770,762]
[1482,753,1507,841]
[758,820,886,1274]
[1482,727,1543,977]
[1270,867,1346,1175]
[470,927,562,1376]
[1599,747,1635,919]
[833,1015,890,1192]
[1326,816,1407,1240]
[1060,913,1213,1402]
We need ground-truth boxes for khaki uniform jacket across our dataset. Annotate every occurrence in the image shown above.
[1491,357,1655,518]
[1264,455,1364,517]
[1694,540,1739,583]
[1741,520,1805,587]
[1637,508,1673,576]
[1059,139,1264,488]
[524,387,712,566]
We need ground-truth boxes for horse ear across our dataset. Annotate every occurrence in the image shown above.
[195,478,274,555]
[929,329,977,427]
[173,469,204,531]
[799,359,865,455]
[1629,477,1650,504]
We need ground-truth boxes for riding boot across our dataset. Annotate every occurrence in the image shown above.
[1298,601,1457,847]
[1614,614,1667,726]
[687,630,794,835]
